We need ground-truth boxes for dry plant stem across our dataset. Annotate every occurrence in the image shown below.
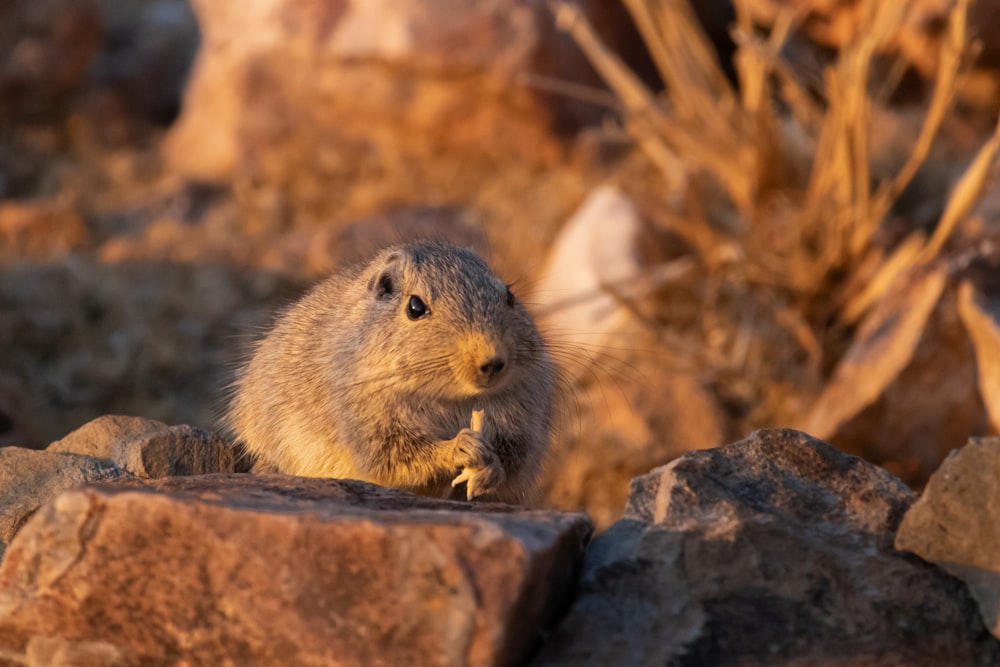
[843,110,1000,322]
[551,0,758,217]
[921,112,1000,260]
[515,72,621,110]
[836,0,972,323]
[622,0,735,118]
[549,0,687,203]
[732,9,822,131]
[957,281,1000,432]
[842,234,926,323]
[882,0,968,215]
[804,0,912,269]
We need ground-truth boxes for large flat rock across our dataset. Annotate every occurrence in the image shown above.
[0,475,592,667]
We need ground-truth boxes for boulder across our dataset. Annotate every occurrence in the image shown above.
[532,429,1000,666]
[896,436,1000,639]
[47,415,250,477]
[0,448,123,557]
[165,0,618,182]
[0,475,592,667]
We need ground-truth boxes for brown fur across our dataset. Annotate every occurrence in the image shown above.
[224,242,555,503]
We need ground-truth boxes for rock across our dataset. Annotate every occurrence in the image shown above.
[48,415,250,477]
[534,186,721,529]
[534,185,693,357]
[0,475,592,667]
[0,448,123,556]
[535,186,650,357]
[0,0,102,120]
[533,429,1000,666]
[896,436,1000,639]
[165,0,614,182]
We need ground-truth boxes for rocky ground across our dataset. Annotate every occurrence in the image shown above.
[2,418,999,665]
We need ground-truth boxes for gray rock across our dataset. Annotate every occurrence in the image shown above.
[533,428,1000,666]
[896,436,1000,639]
[0,447,123,556]
[0,475,592,667]
[48,414,250,477]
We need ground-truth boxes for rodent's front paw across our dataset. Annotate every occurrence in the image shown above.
[449,428,505,500]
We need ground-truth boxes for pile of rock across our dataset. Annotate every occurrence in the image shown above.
[0,419,997,665]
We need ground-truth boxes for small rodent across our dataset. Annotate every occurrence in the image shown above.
[225,241,555,503]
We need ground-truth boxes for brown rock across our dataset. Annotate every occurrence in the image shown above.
[0,448,123,555]
[533,429,1000,666]
[0,0,102,120]
[896,436,1000,639]
[166,0,609,182]
[0,475,592,666]
[48,415,250,478]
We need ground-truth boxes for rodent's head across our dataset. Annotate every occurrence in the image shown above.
[356,242,548,400]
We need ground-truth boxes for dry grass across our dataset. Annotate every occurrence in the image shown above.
[551,0,1000,470]
[551,0,990,300]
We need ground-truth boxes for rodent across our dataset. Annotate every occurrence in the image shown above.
[224,241,556,504]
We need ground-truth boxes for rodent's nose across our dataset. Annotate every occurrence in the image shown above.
[479,357,506,378]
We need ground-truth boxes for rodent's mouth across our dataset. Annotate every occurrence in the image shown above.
[458,366,514,397]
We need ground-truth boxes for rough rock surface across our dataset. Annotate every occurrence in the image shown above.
[0,475,592,667]
[47,414,249,477]
[896,436,1000,639]
[0,448,123,556]
[532,429,1000,666]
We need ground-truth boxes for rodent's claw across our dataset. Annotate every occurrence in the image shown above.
[449,427,505,500]
[452,467,478,500]
[452,465,503,500]
[452,468,473,488]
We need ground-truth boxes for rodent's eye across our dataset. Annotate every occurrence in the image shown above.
[505,285,516,307]
[406,295,429,320]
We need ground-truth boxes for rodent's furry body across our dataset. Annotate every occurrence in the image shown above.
[225,242,555,503]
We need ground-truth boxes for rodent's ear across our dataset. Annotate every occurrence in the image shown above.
[367,251,404,301]
[369,271,395,300]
